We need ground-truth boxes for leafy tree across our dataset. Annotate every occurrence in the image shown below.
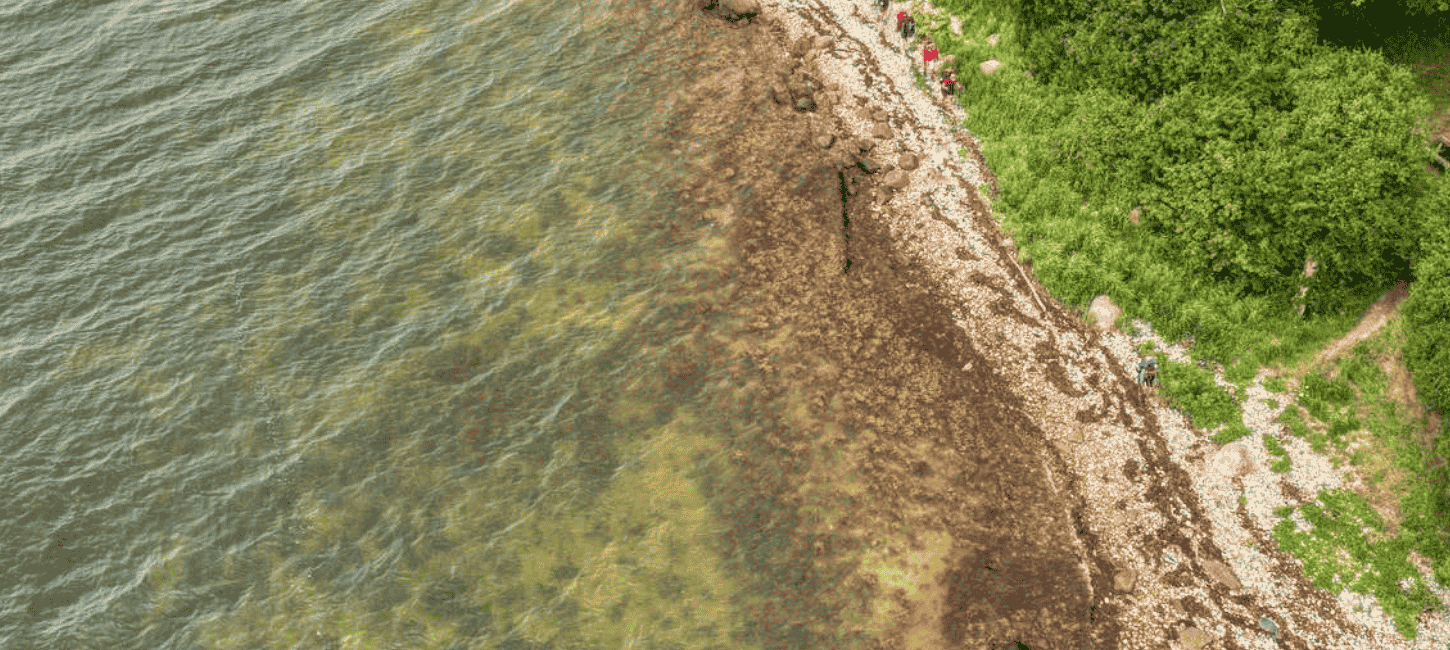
[1019,0,1319,104]
[1047,44,1434,312]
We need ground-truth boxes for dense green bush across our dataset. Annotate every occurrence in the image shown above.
[1018,0,1319,104]
[1024,0,1434,316]
[1328,415,1362,441]
[1158,358,1238,429]
[1402,175,1450,419]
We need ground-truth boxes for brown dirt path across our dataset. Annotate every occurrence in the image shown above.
[1307,281,1412,372]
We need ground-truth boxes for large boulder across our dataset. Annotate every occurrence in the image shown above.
[1088,295,1120,331]
[814,134,835,149]
[882,169,910,189]
[871,123,894,140]
[979,59,1003,75]
[897,152,919,170]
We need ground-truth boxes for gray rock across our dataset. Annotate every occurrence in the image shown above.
[1201,558,1242,590]
[855,138,875,152]
[857,157,882,174]
[871,123,894,140]
[795,96,815,111]
[721,168,736,179]
[979,59,1003,75]
[1178,627,1213,650]
[882,169,909,189]
[813,35,832,50]
[1259,616,1279,639]
[897,152,919,170]
[814,134,835,149]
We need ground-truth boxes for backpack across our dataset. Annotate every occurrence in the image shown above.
[1136,357,1159,385]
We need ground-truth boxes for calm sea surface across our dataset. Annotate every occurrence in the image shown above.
[0,0,777,647]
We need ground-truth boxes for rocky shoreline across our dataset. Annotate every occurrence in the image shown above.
[675,1,1450,648]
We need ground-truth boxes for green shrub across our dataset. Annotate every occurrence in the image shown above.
[1402,175,1450,419]
[1158,358,1238,429]
[1264,432,1289,457]
[1301,395,1332,423]
[1271,458,1293,473]
[1276,405,1313,439]
[1267,398,1279,409]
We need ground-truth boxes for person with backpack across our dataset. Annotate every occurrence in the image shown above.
[898,12,916,51]
[922,37,939,82]
[940,67,958,100]
[1137,356,1159,386]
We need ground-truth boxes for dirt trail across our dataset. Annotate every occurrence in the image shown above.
[1308,282,1412,371]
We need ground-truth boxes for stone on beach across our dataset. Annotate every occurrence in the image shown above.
[1088,295,1120,332]
[1178,626,1215,650]
[1201,558,1243,591]
[1114,566,1137,593]
[882,168,910,189]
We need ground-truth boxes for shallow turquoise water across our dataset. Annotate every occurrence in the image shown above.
[0,0,759,647]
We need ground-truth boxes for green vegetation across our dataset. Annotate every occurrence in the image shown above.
[1156,357,1240,430]
[1273,487,1443,638]
[1264,375,1287,394]
[1210,420,1253,445]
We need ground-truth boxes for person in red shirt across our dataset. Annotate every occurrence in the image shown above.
[941,67,959,103]
[922,38,940,82]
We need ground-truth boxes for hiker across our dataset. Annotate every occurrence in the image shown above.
[1137,357,1159,386]
[940,66,958,100]
[898,12,917,51]
[922,37,940,81]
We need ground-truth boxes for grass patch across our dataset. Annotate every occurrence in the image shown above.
[1272,488,1444,639]
[1267,398,1280,410]
[1157,357,1240,431]
[1264,375,1288,394]
[1210,420,1253,445]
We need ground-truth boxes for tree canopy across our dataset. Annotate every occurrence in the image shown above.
[1041,41,1434,314]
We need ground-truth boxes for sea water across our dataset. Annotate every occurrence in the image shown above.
[0,0,767,647]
